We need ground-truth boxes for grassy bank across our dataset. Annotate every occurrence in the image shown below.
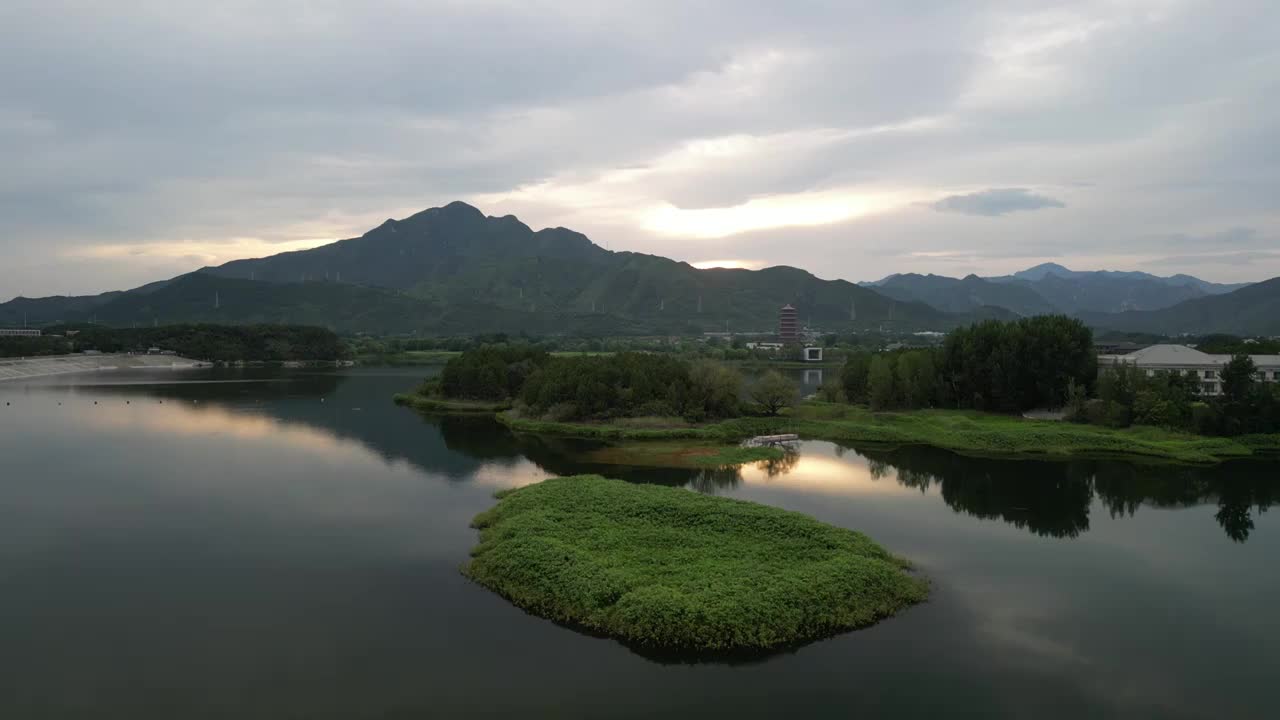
[392,394,511,413]
[464,475,927,653]
[358,350,462,366]
[583,440,784,468]
[497,403,1280,464]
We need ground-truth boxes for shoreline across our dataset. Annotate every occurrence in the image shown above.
[390,381,1280,466]
[493,404,1280,466]
[0,354,209,383]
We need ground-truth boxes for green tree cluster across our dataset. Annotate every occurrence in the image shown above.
[518,352,748,422]
[0,336,73,358]
[1082,355,1280,436]
[838,316,1095,412]
[32,324,346,362]
[940,315,1096,412]
[438,345,551,400]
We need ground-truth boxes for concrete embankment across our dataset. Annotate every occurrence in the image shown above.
[0,354,207,382]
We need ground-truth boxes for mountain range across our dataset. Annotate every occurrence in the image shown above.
[2,202,1276,337]
[0,202,981,335]
[864,263,1251,315]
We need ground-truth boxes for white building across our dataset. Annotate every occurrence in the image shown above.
[0,328,42,337]
[1098,344,1280,396]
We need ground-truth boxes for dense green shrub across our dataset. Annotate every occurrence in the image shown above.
[519,352,745,422]
[439,345,550,400]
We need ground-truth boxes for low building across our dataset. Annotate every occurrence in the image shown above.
[0,328,42,337]
[803,347,824,362]
[1098,344,1280,396]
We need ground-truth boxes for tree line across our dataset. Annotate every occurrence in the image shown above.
[431,347,798,421]
[13,324,350,362]
[836,315,1098,412]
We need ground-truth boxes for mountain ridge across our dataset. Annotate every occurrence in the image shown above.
[2,203,1271,336]
[866,263,1250,316]
[1,202,973,334]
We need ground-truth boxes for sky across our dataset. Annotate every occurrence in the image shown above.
[2,0,1279,301]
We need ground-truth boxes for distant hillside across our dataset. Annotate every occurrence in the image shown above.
[863,263,1251,317]
[1,202,971,335]
[197,201,962,333]
[1081,277,1280,336]
[987,263,1248,313]
[865,273,1056,316]
[0,292,122,326]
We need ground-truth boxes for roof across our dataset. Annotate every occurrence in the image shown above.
[1122,344,1218,365]
[781,304,795,310]
[1100,344,1280,367]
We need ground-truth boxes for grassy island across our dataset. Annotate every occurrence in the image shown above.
[465,476,927,653]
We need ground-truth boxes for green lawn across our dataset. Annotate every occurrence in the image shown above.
[497,403,1279,464]
[464,475,927,653]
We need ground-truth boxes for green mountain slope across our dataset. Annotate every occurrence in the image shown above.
[1081,277,1280,335]
[197,201,963,333]
[987,264,1248,313]
[867,273,1056,315]
[0,292,123,326]
[1,201,999,335]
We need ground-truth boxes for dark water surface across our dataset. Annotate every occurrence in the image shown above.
[1,369,1277,719]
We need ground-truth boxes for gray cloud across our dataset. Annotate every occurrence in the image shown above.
[932,189,1066,217]
[2,0,1279,298]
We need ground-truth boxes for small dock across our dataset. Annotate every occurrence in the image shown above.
[742,433,800,448]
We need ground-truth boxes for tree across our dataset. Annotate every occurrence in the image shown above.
[751,370,796,416]
[895,350,938,409]
[687,360,743,420]
[1065,378,1088,421]
[1220,354,1256,404]
[868,355,896,411]
[841,352,873,404]
[939,315,1094,412]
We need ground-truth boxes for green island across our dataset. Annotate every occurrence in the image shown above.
[464,475,928,653]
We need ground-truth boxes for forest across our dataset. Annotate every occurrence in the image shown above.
[837,315,1098,413]
[432,349,769,422]
[1,324,347,362]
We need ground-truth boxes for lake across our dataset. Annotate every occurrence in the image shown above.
[1,368,1277,719]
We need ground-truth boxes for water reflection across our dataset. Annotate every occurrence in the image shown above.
[860,446,1276,543]
[6,370,1279,716]
[28,370,1275,544]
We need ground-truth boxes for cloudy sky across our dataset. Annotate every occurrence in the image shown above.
[3,0,1278,301]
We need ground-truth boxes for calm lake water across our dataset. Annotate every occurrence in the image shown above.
[2,368,1277,719]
